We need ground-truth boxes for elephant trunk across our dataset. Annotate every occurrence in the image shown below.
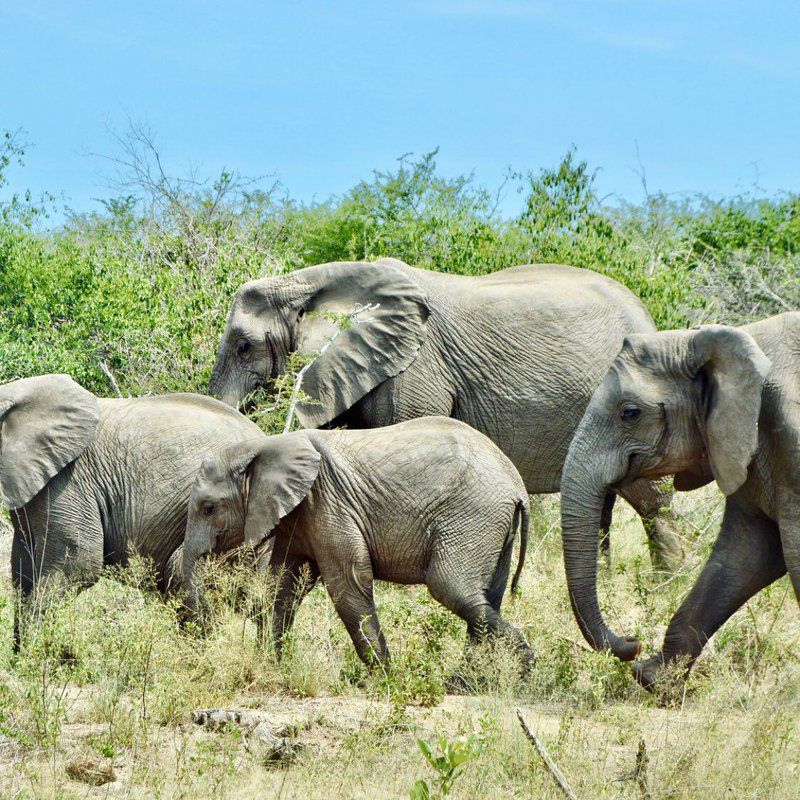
[209,353,240,408]
[561,428,641,661]
[182,517,215,622]
[181,548,206,622]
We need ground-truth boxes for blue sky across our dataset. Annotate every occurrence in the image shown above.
[2,1,799,220]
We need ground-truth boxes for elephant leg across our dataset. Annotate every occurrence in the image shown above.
[10,513,36,654]
[427,572,533,673]
[633,501,785,688]
[268,542,320,655]
[318,544,389,667]
[11,509,102,657]
[775,496,800,604]
[619,477,685,572]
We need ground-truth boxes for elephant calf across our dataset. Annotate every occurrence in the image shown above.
[183,417,532,669]
[0,374,263,646]
[559,312,800,688]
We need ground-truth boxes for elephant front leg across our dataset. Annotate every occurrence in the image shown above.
[598,491,616,565]
[10,516,35,655]
[620,477,686,572]
[268,541,320,656]
[633,500,785,689]
[775,493,800,606]
[320,553,389,668]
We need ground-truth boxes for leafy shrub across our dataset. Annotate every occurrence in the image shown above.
[3,127,799,400]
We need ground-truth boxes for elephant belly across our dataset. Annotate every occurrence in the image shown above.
[453,401,577,495]
[368,527,431,586]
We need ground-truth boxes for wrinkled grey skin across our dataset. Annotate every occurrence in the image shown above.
[0,374,262,647]
[210,259,683,569]
[183,417,532,668]
[560,312,800,688]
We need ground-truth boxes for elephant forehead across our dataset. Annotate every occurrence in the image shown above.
[618,331,695,374]
[235,276,304,315]
[197,457,232,487]
[606,358,664,402]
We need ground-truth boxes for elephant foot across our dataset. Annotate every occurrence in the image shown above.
[632,655,664,691]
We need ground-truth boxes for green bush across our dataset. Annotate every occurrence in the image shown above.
[3,129,798,399]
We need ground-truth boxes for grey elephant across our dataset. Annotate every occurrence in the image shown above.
[183,417,532,668]
[559,312,800,687]
[0,374,262,645]
[209,258,684,569]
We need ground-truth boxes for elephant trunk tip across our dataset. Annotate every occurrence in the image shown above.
[613,635,642,662]
[587,628,641,662]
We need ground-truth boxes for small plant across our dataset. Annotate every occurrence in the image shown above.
[410,732,485,799]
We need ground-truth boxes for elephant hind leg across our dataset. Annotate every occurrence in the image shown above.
[426,572,533,674]
[619,477,686,572]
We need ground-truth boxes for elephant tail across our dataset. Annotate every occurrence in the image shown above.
[511,499,529,595]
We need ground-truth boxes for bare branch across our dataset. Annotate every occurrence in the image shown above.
[515,708,580,800]
[99,360,123,398]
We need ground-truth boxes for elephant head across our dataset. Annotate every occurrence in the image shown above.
[209,260,429,427]
[182,433,321,615]
[0,374,100,509]
[560,325,772,660]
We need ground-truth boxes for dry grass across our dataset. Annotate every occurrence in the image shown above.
[0,488,798,799]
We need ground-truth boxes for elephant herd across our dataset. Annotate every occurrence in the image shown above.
[1,258,798,691]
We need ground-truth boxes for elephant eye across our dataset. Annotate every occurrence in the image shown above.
[236,339,252,358]
[620,405,641,422]
[202,503,216,517]
[297,307,305,319]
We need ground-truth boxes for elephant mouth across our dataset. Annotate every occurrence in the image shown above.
[608,451,646,491]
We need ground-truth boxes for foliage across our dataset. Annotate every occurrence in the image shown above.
[411,731,485,799]
[3,127,800,399]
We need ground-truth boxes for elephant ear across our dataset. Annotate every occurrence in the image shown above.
[238,433,321,547]
[690,325,772,496]
[0,374,100,509]
[290,260,429,427]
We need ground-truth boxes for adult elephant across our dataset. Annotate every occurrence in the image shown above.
[210,258,683,569]
[559,313,800,687]
[0,374,263,646]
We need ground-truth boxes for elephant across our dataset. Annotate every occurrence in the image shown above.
[208,258,685,570]
[182,417,532,669]
[559,312,800,687]
[0,374,263,646]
